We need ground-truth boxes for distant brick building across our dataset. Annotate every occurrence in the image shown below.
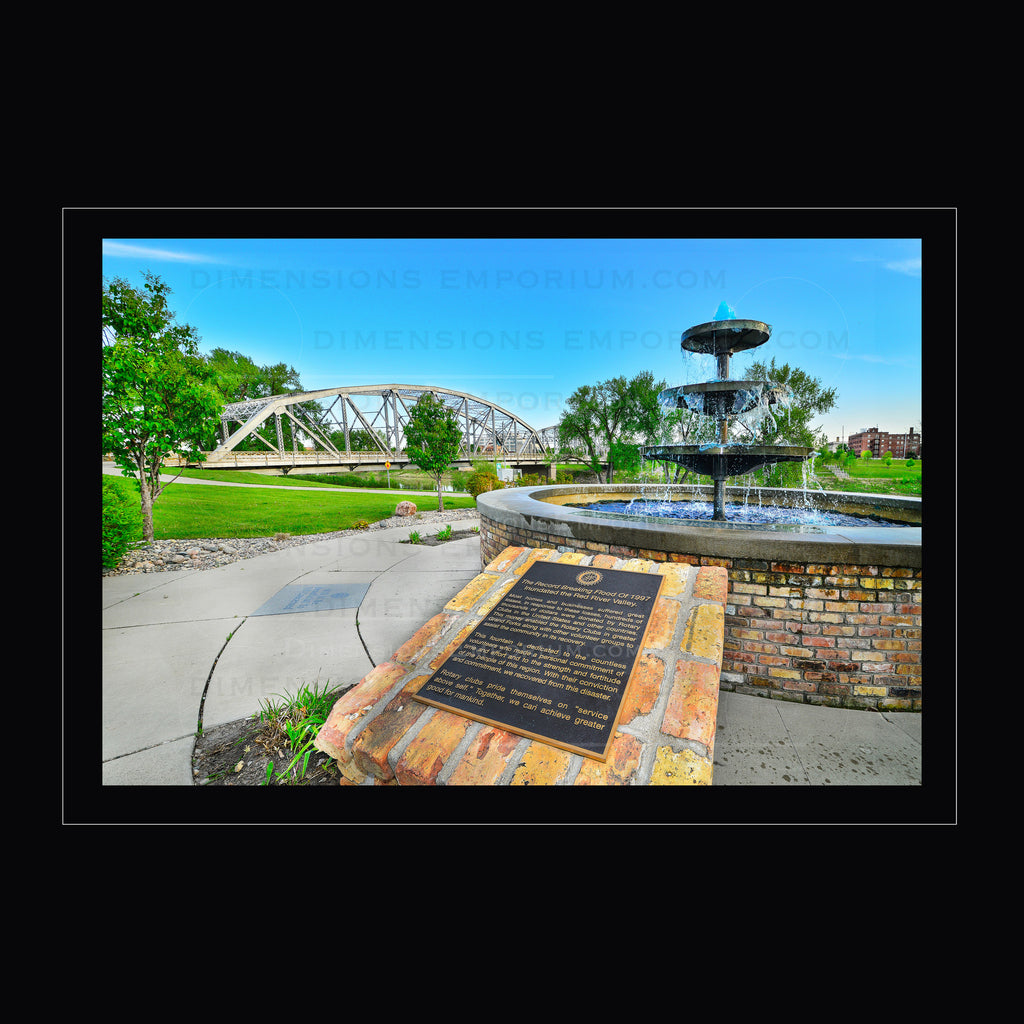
[847,426,921,458]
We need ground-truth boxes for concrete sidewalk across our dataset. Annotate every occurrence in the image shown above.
[101,520,923,791]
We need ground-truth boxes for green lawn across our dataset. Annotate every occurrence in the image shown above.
[815,457,922,496]
[106,473,476,541]
[170,466,460,491]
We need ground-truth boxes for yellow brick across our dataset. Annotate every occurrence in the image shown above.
[555,551,587,564]
[444,572,499,612]
[619,558,654,574]
[650,746,713,785]
[484,546,524,573]
[654,563,690,597]
[681,603,724,663]
[429,622,477,670]
[514,548,557,575]
[509,742,572,785]
[476,578,517,616]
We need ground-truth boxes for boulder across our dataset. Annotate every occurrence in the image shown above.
[395,501,418,516]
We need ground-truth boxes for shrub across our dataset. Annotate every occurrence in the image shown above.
[466,470,503,497]
[102,476,143,570]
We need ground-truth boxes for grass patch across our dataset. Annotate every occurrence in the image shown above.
[104,473,475,540]
[818,457,922,496]
[172,466,470,492]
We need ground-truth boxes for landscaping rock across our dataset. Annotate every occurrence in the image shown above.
[395,501,418,516]
[103,509,479,577]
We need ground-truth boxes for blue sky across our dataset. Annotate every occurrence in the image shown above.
[100,232,924,446]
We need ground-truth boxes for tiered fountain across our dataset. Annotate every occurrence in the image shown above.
[474,302,921,711]
[641,304,813,521]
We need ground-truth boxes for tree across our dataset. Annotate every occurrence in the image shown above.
[205,348,307,453]
[744,356,837,450]
[403,392,463,512]
[558,372,665,483]
[742,356,838,487]
[103,272,223,543]
[205,348,266,403]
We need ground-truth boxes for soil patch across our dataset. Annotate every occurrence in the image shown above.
[399,528,478,546]
[192,694,354,786]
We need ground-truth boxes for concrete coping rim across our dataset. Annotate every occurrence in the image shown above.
[477,483,922,568]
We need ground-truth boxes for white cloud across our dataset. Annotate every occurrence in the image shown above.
[833,351,919,368]
[884,257,922,277]
[102,241,228,264]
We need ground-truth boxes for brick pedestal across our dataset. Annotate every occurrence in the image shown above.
[315,545,727,785]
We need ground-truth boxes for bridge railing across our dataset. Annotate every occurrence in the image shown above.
[163,449,558,469]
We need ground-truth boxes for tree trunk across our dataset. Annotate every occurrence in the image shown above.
[138,466,155,543]
[437,477,445,513]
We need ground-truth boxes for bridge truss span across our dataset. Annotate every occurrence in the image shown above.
[193,384,556,471]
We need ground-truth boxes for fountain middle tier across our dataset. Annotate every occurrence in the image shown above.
[641,442,814,479]
[659,380,791,420]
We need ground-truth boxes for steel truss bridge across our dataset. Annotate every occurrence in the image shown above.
[167,384,569,474]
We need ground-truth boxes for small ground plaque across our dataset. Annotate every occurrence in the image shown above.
[413,559,663,761]
[251,583,370,617]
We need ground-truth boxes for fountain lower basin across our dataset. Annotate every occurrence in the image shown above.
[477,483,922,711]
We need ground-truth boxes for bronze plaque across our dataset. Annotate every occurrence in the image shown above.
[413,559,664,761]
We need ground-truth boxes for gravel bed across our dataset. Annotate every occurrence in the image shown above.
[103,508,480,577]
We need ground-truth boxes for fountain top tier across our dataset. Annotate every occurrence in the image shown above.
[680,318,773,358]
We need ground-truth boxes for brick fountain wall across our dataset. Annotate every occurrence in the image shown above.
[478,506,921,712]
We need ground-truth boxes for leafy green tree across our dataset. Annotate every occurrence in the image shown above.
[744,356,837,450]
[558,372,665,483]
[403,392,463,512]
[103,272,223,542]
[327,428,382,453]
[206,348,266,402]
[742,357,838,486]
[205,348,308,453]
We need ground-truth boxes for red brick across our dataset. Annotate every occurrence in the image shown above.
[662,659,719,754]
[693,565,728,603]
[351,677,432,781]
[646,597,680,649]
[315,662,407,763]
[620,652,665,723]
[394,711,473,785]
[574,732,643,785]
[392,612,456,665]
[446,727,521,785]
